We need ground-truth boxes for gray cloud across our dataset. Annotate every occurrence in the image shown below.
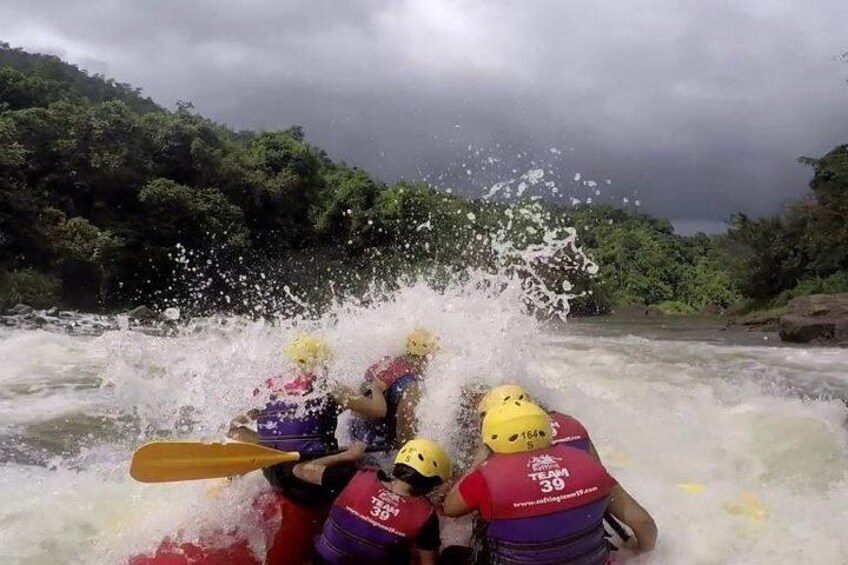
[2,0,847,231]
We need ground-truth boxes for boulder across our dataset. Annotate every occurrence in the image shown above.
[45,307,59,316]
[785,293,848,318]
[779,315,836,343]
[727,308,784,332]
[7,303,33,315]
[779,294,848,344]
[126,305,159,322]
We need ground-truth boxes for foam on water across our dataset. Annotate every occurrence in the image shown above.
[1,164,846,564]
[1,288,847,564]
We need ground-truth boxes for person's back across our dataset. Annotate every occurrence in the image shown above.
[444,400,657,565]
[226,335,347,563]
[474,444,616,563]
[314,466,436,564]
[295,438,452,565]
[347,328,438,449]
[549,410,592,451]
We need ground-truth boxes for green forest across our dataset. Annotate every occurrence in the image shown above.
[1,43,847,317]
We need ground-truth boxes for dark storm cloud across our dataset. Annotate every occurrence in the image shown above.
[2,0,847,231]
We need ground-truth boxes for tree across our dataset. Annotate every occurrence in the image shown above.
[137,178,250,250]
[44,212,121,307]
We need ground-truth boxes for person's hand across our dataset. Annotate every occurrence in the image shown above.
[344,441,367,460]
[331,385,357,406]
[228,415,250,431]
[431,481,450,505]
[227,426,255,442]
[370,378,389,394]
[612,536,640,560]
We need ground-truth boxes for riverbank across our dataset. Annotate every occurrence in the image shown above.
[0,304,180,336]
[595,294,848,347]
[565,316,781,347]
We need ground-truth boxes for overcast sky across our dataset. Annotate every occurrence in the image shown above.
[2,0,847,232]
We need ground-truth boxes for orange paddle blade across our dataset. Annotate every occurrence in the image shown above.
[130,441,300,483]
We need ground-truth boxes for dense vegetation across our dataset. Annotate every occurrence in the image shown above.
[2,44,844,317]
[723,146,848,309]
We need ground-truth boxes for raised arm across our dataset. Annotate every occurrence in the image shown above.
[335,382,388,419]
[292,442,367,485]
[442,446,488,517]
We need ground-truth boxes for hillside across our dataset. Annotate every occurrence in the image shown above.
[4,44,843,317]
[0,42,160,113]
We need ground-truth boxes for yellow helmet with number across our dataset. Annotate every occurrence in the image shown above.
[482,400,552,454]
[394,438,452,483]
[477,384,532,417]
[406,328,438,357]
[284,335,332,371]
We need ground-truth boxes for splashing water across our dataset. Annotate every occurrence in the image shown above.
[1,298,847,564]
[1,171,847,564]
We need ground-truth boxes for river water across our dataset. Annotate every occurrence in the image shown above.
[1,285,846,564]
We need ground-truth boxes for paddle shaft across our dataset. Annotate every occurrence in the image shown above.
[302,445,392,460]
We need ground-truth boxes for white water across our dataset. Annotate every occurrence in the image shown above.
[1,282,846,565]
[1,164,846,564]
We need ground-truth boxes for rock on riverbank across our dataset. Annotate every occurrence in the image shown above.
[779,293,848,345]
[1,304,179,336]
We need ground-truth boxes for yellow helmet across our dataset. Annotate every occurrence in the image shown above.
[394,438,452,483]
[482,400,552,454]
[284,334,332,371]
[477,384,532,417]
[406,328,438,357]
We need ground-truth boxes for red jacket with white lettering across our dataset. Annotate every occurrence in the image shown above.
[549,410,592,452]
[477,444,616,564]
[314,468,434,564]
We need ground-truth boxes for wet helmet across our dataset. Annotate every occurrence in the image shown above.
[482,400,552,454]
[477,384,532,418]
[284,335,332,371]
[394,438,452,483]
[406,328,438,357]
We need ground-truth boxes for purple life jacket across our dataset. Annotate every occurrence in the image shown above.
[314,468,434,564]
[255,373,339,457]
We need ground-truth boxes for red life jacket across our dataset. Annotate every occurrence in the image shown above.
[314,469,434,564]
[549,411,591,452]
[478,445,616,564]
[365,355,419,387]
